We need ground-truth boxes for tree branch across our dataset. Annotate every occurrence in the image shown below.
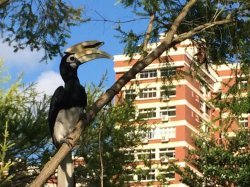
[98,122,104,187]
[89,10,149,24]
[143,13,155,52]
[173,18,233,43]
[0,0,9,8]
[31,1,221,186]
[160,0,197,43]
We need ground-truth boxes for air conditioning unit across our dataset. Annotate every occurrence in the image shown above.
[162,95,170,101]
[161,136,169,142]
[162,116,169,122]
[213,82,222,93]
[160,156,169,163]
[141,138,148,144]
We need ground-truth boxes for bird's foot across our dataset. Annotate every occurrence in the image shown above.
[80,113,87,121]
[61,137,73,148]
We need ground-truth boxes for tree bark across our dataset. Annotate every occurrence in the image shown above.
[143,13,155,52]
[98,122,104,187]
[0,0,9,8]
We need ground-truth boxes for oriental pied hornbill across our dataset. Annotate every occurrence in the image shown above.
[48,41,111,186]
[48,41,111,148]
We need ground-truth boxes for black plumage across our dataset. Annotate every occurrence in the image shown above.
[48,41,111,149]
[48,54,87,148]
[48,41,111,186]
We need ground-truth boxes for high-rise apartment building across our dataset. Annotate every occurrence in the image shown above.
[45,37,248,187]
[113,37,249,186]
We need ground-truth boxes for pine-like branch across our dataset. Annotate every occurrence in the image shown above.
[174,18,233,43]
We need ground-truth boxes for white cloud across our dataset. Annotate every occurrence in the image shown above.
[0,40,45,68]
[35,70,64,96]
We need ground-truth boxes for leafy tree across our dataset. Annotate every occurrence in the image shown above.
[0,0,83,61]
[173,57,250,186]
[75,83,147,187]
[113,1,250,186]
[0,64,148,186]
[174,129,250,187]
[0,62,52,186]
[116,0,250,67]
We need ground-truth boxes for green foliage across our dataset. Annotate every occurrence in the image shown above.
[0,121,15,186]
[0,65,147,186]
[116,0,250,67]
[115,28,143,57]
[0,0,83,61]
[115,1,250,186]
[175,129,250,187]
[75,83,147,186]
[0,63,52,186]
[211,71,250,116]
[114,1,250,186]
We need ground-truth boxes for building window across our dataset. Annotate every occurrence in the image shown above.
[136,149,156,160]
[159,147,175,159]
[124,150,135,162]
[125,170,134,181]
[238,80,248,90]
[160,106,176,117]
[125,89,136,100]
[158,169,175,180]
[200,100,204,112]
[200,85,210,96]
[160,86,176,98]
[206,105,211,115]
[200,100,211,115]
[139,108,157,118]
[160,127,176,140]
[139,70,157,79]
[137,169,156,181]
[239,117,248,128]
[139,87,157,98]
[147,129,155,139]
[160,68,176,77]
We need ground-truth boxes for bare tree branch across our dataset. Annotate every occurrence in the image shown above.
[89,10,149,24]
[160,0,197,43]
[98,122,104,187]
[29,121,83,186]
[173,18,233,43]
[0,0,9,8]
[89,17,149,23]
[143,13,155,52]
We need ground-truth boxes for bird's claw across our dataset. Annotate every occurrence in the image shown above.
[61,137,73,148]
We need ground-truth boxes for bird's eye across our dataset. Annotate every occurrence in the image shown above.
[66,55,76,63]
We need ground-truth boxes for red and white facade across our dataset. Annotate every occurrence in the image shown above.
[113,38,249,186]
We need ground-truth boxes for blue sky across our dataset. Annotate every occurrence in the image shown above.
[0,0,148,95]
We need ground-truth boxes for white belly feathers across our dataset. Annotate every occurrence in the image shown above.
[53,107,84,146]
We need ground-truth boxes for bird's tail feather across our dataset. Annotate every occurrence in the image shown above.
[57,152,75,187]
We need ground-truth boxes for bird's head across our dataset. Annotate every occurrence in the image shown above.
[62,40,112,69]
[60,41,112,81]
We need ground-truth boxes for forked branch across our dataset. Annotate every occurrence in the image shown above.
[174,18,233,43]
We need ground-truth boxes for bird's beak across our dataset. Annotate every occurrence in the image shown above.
[65,41,113,64]
[75,48,112,63]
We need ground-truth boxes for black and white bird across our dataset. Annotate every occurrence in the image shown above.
[48,41,111,186]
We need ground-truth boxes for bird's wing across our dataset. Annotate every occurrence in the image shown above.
[80,85,87,108]
[48,86,64,143]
